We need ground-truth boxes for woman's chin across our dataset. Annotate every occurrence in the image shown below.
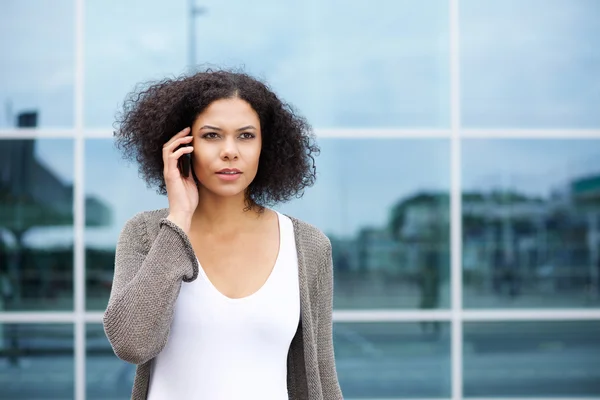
[200,185,248,200]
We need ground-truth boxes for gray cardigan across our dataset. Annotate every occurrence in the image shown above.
[102,208,343,399]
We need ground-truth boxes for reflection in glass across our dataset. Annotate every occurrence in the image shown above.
[460,0,600,128]
[85,139,167,310]
[87,324,133,399]
[335,322,450,398]
[85,0,450,128]
[0,323,74,399]
[278,139,451,309]
[462,139,600,308]
[0,139,74,311]
[464,321,600,397]
[0,0,74,128]
[84,0,188,127]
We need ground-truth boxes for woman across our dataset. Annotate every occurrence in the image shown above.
[103,69,343,400]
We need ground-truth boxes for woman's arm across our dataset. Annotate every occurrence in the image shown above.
[102,212,197,365]
[318,239,344,399]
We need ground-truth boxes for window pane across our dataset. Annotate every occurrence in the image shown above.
[462,139,600,308]
[87,323,133,399]
[335,322,450,398]
[85,139,167,311]
[460,0,600,128]
[278,139,451,309]
[0,139,74,311]
[85,0,450,128]
[0,323,74,399]
[464,321,600,397]
[0,1,74,128]
[84,0,187,127]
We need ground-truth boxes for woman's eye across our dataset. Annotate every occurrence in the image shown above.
[240,132,255,139]
[202,132,219,139]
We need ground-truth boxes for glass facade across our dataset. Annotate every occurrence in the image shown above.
[0,139,75,311]
[1,0,599,399]
[460,0,600,128]
[86,324,133,399]
[462,139,600,309]
[278,138,452,310]
[335,322,451,398]
[463,321,600,396]
[0,0,75,128]
[0,324,74,399]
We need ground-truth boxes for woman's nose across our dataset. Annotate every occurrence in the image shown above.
[220,138,239,160]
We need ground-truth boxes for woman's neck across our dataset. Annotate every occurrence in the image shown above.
[190,192,262,235]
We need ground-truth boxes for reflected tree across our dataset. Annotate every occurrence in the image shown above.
[389,192,449,323]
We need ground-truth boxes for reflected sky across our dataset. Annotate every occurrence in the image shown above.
[5,0,451,128]
[34,139,75,183]
[83,0,188,128]
[2,0,600,129]
[277,138,450,237]
[462,140,600,197]
[0,0,74,128]
[188,0,450,128]
[84,140,168,248]
[461,0,600,128]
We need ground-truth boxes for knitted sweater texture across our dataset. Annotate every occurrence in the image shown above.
[102,208,343,399]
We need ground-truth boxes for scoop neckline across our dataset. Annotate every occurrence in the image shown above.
[194,210,283,303]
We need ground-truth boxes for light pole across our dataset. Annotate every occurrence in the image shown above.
[189,0,207,69]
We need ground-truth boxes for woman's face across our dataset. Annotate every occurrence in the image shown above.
[190,97,262,199]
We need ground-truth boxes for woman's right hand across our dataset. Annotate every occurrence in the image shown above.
[162,127,198,233]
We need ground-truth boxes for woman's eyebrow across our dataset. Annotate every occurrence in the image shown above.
[199,125,221,131]
[198,125,256,131]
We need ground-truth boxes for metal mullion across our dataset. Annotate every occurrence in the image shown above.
[449,0,463,398]
[73,0,86,398]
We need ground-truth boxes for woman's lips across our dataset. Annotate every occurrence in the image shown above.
[215,171,242,181]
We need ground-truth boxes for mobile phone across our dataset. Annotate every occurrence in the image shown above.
[177,133,192,178]
[178,152,191,177]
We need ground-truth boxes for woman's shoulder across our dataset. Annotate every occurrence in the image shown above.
[282,213,332,252]
[123,208,169,226]
[120,208,170,237]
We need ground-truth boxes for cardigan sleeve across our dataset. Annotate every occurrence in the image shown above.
[102,212,197,365]
[318,239,344,399]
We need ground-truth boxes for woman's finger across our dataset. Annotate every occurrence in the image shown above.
[169,145,194,160]
[163,136,193,158]
[171,134,193,149]
[162,134,192,165]
[164,145,194,175]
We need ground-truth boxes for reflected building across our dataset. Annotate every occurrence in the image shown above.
[0,111,111,311]
[462,174,600,301]
[462,191,547,297]
[389,192,450,312]
[571,173,600,298]
[389,192,450,275]
[356,227,399,272]
[339,180,600,308]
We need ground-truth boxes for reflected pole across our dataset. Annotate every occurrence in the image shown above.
[189,0,207,70]
[588,212,599,299]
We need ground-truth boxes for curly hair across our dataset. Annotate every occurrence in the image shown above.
[114,68,319,209]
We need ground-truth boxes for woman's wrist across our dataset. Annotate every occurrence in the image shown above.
[166,213,192,234]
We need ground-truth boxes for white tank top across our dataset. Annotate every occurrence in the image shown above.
[147,211,300,400]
